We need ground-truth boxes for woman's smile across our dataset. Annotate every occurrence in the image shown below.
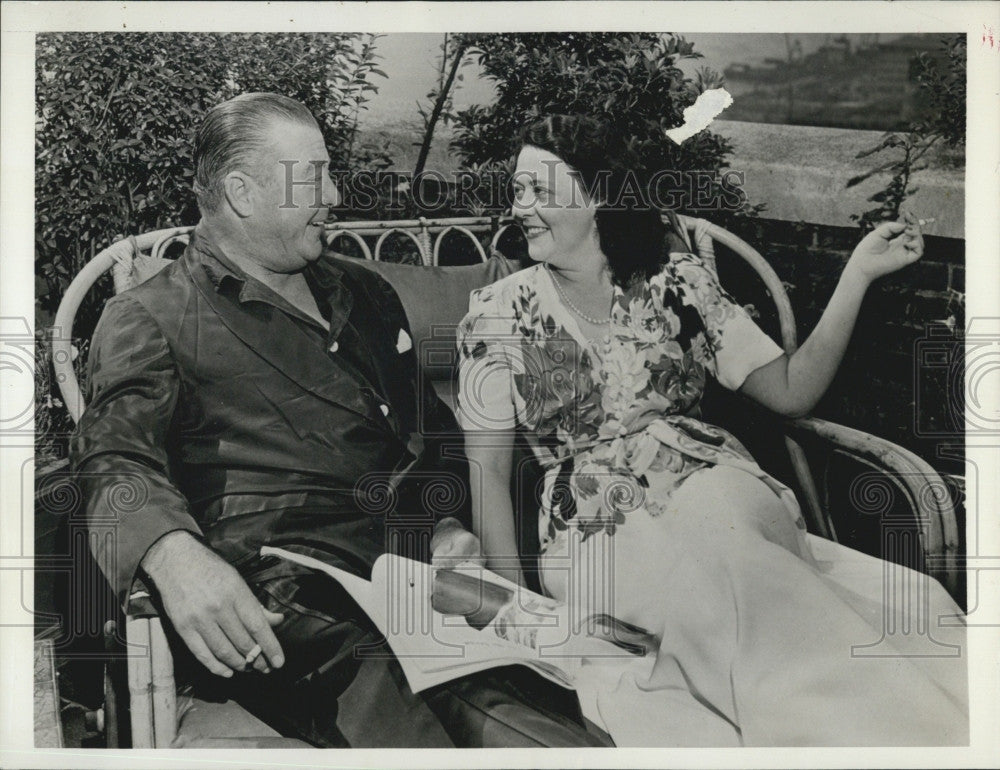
[522,224,549,239]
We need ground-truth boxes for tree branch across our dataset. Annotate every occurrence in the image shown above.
[414,39,469,179]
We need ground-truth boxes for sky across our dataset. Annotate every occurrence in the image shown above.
[360,33,903,128]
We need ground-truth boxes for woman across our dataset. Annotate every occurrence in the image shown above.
[454,115,967,746]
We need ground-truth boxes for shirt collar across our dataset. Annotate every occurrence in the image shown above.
[189,226,251,296]
[188,224,351,335]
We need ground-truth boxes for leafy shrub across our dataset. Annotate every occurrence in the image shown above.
[447,33,748,220]
[909,35,966,147]
[35,330,88,470]
[847,35,965,231]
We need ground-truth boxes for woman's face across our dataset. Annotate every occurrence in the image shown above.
[511,145,600,267]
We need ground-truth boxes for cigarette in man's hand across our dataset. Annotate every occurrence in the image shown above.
[244,643,263,666]
[917,218,936,226]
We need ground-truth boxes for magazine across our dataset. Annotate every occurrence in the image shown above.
[259,546,654,693]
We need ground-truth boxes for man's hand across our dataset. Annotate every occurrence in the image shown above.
[430,517,486,569]
[140,531,285,678]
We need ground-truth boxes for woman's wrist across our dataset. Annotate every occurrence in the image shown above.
[841,259,874,293]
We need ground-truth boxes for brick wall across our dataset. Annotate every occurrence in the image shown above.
[726,217,965,477]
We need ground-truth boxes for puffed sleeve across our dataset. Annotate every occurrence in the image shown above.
[455,285,518,432]
[670,252,784,391]
[70,293,202,609]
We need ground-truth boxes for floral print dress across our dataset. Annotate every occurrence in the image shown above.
[455,252,968,747]
[457,252,797,556]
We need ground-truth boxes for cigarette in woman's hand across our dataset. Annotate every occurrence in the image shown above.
[917,218,935,226]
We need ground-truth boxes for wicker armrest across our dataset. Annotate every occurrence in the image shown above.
[784,416,960,596]
[121,584,296,748]
[126,587,159,620]
[124,595,177,748]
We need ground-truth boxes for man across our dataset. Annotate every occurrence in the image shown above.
[71,93,609,748]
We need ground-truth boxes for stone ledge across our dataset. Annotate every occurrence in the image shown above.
[714,120,964,239]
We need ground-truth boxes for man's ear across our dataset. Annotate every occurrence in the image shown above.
[222,171,255,218]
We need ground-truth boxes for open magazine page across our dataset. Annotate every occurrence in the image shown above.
[259,546,653,693]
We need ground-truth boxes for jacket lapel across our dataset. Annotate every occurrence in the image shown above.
[184,246,380,425]
[309,258,419,440]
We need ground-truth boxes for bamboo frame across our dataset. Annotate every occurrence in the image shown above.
[432,225,489,265]
[124,613,178,748]
[124,617,154,747]
[149,617,178,745]
[786,416,960,594]
[373,227,424,262]
[52,226,192,423]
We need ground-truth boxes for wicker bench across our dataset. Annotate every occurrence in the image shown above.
[50,215,960,747]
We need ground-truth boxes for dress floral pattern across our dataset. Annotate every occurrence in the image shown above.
[454,252,968,746]
[456,252,793,552]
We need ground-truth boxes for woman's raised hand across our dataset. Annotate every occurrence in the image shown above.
[846,211,925,283]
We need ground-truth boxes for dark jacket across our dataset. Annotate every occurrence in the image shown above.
[71,228,470,606]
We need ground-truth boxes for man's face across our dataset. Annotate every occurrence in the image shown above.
[248,119,340,272]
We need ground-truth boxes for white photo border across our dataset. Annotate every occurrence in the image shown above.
[2,2,998,767]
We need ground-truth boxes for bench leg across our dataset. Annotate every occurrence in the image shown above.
[126,616,177,747]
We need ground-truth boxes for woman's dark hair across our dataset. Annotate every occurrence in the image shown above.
[518,114,669,287]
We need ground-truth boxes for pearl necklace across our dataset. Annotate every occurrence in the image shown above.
[544,263,612,325]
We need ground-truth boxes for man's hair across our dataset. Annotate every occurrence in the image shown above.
[193,93,318,215]
[518,114,668,288]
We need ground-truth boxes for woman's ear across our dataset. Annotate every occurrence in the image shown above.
[222,171,255,218]
[579,188,602,240]
[588,182,608,213]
